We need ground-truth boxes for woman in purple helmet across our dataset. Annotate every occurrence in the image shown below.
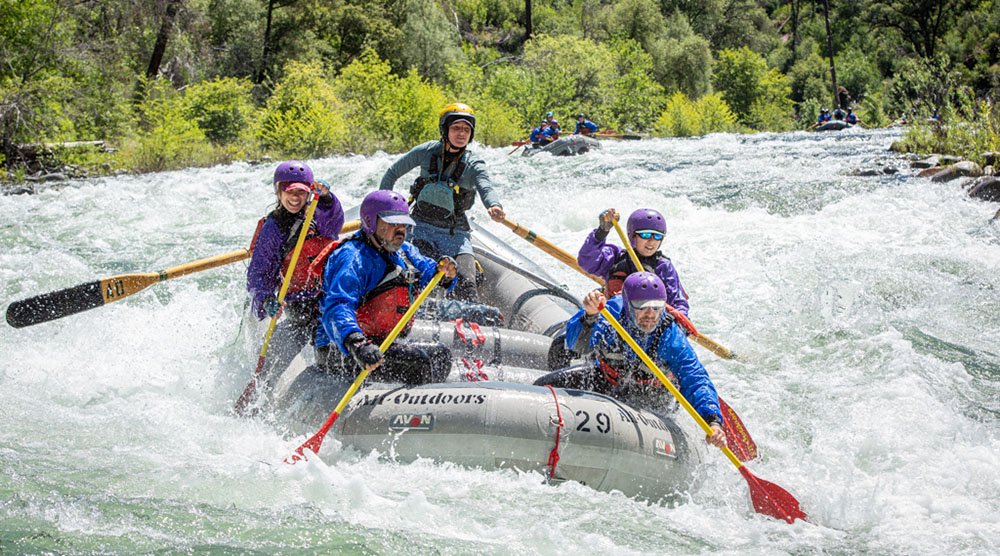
[577,207,689,316]
[312,190,458,384]
[246,160,344,378]
[535,272,726,447]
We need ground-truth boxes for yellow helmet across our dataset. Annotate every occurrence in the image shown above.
[439,102,476,141]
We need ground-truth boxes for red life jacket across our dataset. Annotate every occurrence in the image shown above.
[249,215,335,295]
[309,235,420,340]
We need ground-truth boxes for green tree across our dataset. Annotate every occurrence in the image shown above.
[862,0,974,59]
[602,39,665,132]
[713,47,794,130]
[397,0,467,82]
[787,52,828,105]
[647,12,713,98]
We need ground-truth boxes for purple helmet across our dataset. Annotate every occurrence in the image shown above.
[626,208,666,243]
[360,190,416,235]
[622,272,667,321]
[274,161,313,193]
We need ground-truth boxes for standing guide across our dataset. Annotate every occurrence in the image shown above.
[379,103,506,302]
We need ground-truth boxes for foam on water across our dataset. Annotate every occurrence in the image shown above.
[2,130,999,554]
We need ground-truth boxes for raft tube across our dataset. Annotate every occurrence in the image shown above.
[273,364,705,501]
[522,136,601,157]
[814,120,853,131]
[470,219,579,337]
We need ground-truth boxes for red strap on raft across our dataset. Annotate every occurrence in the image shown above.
[544,385,564,480]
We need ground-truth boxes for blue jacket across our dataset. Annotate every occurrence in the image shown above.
[315,233,441,353]
[577,228,688,316]
[574,120,598,134]
[529,126,554,143]
[564,295,722,424]
[246,193,344,319]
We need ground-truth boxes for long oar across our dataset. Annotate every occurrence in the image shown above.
[285,263,447,463]
[599,306,806,523]
[501,217,755,460]
[611,219,733,360]
[500,218,604,284]
[234,189,323,416]
[5,215,363,331]
[6,249,251,328]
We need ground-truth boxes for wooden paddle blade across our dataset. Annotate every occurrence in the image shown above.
[720,397,758,462]
[739,466,807,523]
[7,280,104,328]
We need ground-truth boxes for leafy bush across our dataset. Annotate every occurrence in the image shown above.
[260,61,349,158]
[182,77,258,144]
[713,47,795,131]
[334,50,446,153]
[601,39,665,132]
[654,92,736,137]
[787,53,829,105]
[836,48,882,103]
[120,78,216,173]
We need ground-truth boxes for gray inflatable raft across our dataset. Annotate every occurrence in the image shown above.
[273,362,706,501]
[522,135,601,157]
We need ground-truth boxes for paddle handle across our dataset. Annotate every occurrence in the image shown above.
[500,219,605,285]
[599,307,743,469]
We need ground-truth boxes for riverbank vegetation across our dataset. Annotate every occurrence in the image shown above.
[1,0,998,182]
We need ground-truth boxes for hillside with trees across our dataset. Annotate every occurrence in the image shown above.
[1,0,997,181]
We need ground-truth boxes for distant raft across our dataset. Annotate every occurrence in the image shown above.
[273,364,707,501]
[522,135,601,157]
[814,120,853,131]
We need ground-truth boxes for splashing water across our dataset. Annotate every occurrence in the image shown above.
[2,129,998,554]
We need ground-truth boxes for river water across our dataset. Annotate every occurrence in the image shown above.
[2,129,999,555]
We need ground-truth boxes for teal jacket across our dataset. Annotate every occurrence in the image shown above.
[379,141,501,231]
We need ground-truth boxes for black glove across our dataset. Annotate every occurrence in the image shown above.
[345,332,383,368]
[262,295,281,318]
[315,179,334,205]
[597,209,615,232]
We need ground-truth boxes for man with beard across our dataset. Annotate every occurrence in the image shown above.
[535,272,727,449]
[313,190,458,385]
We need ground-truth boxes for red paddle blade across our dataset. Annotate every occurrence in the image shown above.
[739,466,807,523]
[284,410,342,465]
[720,398,758,462]
[284,433,323,465]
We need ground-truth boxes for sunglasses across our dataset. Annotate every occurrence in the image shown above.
[636,232,664,241]
[630,300,666,312]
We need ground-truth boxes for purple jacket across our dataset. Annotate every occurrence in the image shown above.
[577,228,689,316]
[247,193,345,320]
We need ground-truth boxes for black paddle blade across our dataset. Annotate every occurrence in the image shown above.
[740,466,807,523]
[6,281,103,328]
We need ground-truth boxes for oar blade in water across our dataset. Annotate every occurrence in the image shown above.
[6,281,105,328]
[740,466,807,523]
[720,397,758,462]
